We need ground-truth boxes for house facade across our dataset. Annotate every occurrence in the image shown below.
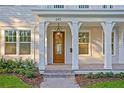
[0,5,124,74]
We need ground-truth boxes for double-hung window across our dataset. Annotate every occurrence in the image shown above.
[5,30,16,54]
[79,32,89,55]
[5,29,31,55]
[19,30,31,55]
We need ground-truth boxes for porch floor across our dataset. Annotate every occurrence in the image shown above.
[46,64,124,70]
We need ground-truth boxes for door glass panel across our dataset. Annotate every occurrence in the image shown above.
[55,33,63,55]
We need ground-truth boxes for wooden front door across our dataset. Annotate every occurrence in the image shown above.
[53,32,64,63]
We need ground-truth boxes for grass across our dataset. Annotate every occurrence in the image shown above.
[84,80,124,88]
[0,75,32,88]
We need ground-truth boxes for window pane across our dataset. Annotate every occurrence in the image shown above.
[79,44,89,54]
[5,30,16,42]
[112,32,114,43]
[112,44,114,54]
[79,32,89,43]
[19,30,31,42]
[5,43,16,54]
[19,43,30,54]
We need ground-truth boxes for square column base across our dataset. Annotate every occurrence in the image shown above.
[72,65,79,70]
[39,65,45,70]
[104,65,112,69]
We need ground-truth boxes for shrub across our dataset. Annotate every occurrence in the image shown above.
[114,72,124,78]
[24,59,36,70]
[0,58,7,69]
[0,57,37,77]
[114,73,121,78]
[85,72,94,79]
[120,72,124,78]
[15,58,26,69]
[104,72,114,77]
[14,69,26,75]
[25,71,36,78]
[0,69,6,73]
[95,72,104,78]
[4,68,13,73]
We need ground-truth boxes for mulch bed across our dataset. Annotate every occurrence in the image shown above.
[0,73,43,88]
[75,74,124,87]
[15,73,43,88]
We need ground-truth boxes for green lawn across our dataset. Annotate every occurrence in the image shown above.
[0,75,32,88]
[84,80,124,88]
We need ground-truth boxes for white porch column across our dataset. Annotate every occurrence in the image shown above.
[39,21,46,71]
[119,31,124,64]
[101,21,115,69]
[70,21,79,70]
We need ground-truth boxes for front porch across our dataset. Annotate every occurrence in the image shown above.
[36,9,124,72]
[46,64,124,74]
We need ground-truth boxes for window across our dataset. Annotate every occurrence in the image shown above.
[112,32,114,54]
[54,5,64,8]
[79,5,89,8]
[79,32,89,55]
[102,5,107,8]
[4,29,31,55]
[110,5,113,8]
[103,32,114,55]
[5,30,16,54]
[19,30,31,55]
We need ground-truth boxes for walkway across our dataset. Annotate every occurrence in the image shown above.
[40,70,80,88]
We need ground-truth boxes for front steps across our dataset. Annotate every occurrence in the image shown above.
[43,70,75,78]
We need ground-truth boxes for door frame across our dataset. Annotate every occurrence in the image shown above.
[53,31,65,64]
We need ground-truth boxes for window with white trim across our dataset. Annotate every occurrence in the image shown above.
[79,32,89,54]
[5,29,31,55]
[5,30,16,54]
[19,30,31,55]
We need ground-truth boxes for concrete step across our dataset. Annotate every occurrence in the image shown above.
[44,70,73,73]
[43,70,75,78]
[43,75,75,78]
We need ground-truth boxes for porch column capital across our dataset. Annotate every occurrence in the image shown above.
[101,21,115,33]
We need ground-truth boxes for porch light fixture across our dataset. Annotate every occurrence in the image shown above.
[56,23,62,36]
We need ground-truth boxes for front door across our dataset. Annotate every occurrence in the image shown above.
[53,32,64,63]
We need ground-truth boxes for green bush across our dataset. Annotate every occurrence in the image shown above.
[85,72,94,79]
[114,72,124,78]
[95,72,104,78]
[0,58,7,69]
[4,68,13,73]
[104,72,114,77]
[25,71,36,78]
[0,57,38,78]
[0,69,6,73]
[120,72,124,78]
[14,69,26,75]
[84,72,124,79]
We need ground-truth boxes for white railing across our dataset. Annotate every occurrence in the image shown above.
[40,5,124,10]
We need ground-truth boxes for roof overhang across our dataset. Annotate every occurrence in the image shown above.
[32,9,124,17]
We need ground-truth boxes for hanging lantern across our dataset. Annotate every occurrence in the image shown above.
[56,23,62,36]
